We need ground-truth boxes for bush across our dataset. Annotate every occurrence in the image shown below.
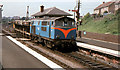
[115,8,120,15]
[83,12,91,20]
[97,13,103,17]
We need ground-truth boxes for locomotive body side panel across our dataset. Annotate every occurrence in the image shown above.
[35,21,41,36]
[51,26,55,39]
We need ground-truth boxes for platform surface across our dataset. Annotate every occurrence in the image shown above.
[1,35,50,69]
[77,37,119,51]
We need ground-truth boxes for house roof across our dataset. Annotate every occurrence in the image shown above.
[32,7,72,17]
[115,1,120,4]
[94,2,114,10]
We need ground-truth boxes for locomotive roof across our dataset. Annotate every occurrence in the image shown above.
[31,17,74,21]
[32,7,72,17]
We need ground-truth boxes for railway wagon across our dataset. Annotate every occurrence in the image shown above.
[13,20,31,38]
[30,16,77,49]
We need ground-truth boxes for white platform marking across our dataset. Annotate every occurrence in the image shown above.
[0,33,4,36]
[6,36,63,69]
[77,42,120,57]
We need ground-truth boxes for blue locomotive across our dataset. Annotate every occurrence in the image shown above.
[30,16,76,49]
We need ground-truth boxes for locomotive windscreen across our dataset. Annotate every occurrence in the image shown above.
[55,17,75,27]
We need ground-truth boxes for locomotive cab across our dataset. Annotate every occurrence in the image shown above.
[51,17,76,40]
[51,17,77,48]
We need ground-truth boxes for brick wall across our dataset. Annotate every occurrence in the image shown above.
[78,31,120,44]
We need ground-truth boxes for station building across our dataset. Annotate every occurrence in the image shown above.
[32,5,72,18]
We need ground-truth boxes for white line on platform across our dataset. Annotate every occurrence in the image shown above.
[6,36,63,69]
[77,42,120,57]
[0,33,4,36]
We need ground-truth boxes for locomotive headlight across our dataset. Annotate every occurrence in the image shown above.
[71,36,74,40]
[56,35,60,39]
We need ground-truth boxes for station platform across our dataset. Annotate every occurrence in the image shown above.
[76,37,120,57]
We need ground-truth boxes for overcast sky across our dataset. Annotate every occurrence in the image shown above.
[0,0,112,2]
[0,0,112,17]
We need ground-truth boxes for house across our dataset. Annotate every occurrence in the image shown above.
[32,5,72,18]
[115,1,120,10]
[94,2,115,15]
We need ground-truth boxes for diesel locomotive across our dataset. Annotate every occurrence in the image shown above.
[30,16,77,49]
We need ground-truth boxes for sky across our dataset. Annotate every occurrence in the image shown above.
[0,0,112,17]
[0,0,112,2]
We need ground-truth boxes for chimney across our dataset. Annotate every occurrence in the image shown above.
[103,2,105,4]
[40,5,44,12]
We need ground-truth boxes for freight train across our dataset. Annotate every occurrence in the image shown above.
[14,16,77,49]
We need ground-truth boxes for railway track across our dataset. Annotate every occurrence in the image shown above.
[21,40,119,69]
[2,27,120,69]
[66,52,112,69]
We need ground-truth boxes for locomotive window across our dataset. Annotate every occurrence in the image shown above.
[41,27,47,31]
[55,20,63,26]
[55,20,75,27]
[47,21,50,25]
[51,21,53,26]
[42,21,47,26]
[63,21,68,26]
[51,21,55,26]
[64,21,67,26]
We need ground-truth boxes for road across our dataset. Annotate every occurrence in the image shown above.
[0,34,51,69]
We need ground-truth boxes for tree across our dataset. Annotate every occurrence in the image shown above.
[21,17,26,20]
